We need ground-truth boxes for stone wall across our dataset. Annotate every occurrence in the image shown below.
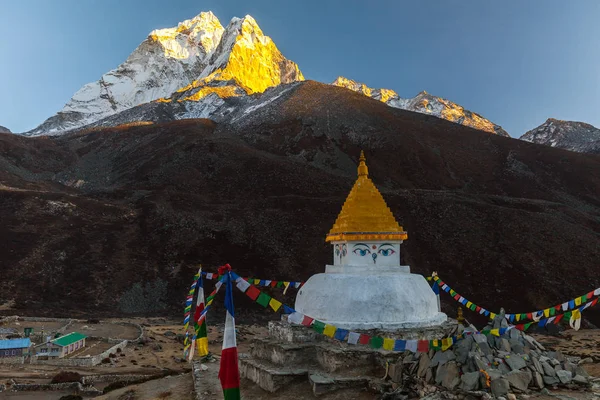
[82,374,154,385]
[0,356,24,365]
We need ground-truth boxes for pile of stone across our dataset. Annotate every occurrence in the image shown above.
[382,310,594,399]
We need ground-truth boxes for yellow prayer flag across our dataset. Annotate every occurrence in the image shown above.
[543,309,550,317]
[516,314,521,322]
[283,281,290,287]
[323,324,336,338]
[269,298,282,312]
[442,338,452,351]
[491,329,500,337]
[196,337,209,357]
[254,279,261,285]
[432,339,439,348]
[575,297,582,306]
[572,309,581,319]
[184,322,189,331]
[466,301,473,308]
[383,338,395,351]
[490,313,496,319]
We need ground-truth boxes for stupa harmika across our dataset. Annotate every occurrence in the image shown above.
[295,151,447,330]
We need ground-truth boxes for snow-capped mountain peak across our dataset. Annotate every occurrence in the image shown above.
[332,76,509,136]
[148,11,224,62]
[26,12,304,136]
[520,118,600,154]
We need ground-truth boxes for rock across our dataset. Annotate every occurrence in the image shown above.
[579,357,593,365]
[499,362,512,375]
[391,363,404,383]
[572,374,589,385]
[436,361,460,390]
[505,370,532,391]
[533,371,544,389]
[575,366,589,377]
[511,343,525,354]
[425,367,433,384]
[563,361,577,374]
[504,355,527,371]
[418,354,432,377]
[454,336,473,364]
[543,375,559,385]
[431,350,455,368]
[541,361,556,377]
[507,394,517,400]
[499,339,511,353]
[490,378,510,397]
[531,356,543,374]
[460,371,480,391]
[556,370,572,384]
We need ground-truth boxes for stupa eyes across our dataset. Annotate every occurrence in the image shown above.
[352,244,371,257]
[378,245,396,257]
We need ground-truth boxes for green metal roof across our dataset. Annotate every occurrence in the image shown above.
[52,332,87,347]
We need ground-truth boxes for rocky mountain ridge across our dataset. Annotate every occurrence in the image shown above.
[0,126,10,134]
[332,76,510,137]
[520,118,600,155]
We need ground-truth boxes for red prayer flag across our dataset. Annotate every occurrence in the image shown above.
[587,291,595,299]
[301,316,314,326]
[515,324,525,331]
[245,285,260,301]
[453,294,460,300]
[591,298,598,307]
[553,314,564,324]
[359,334,370,345]
[270,281,277,287]
[476,306,481,312]
[417,340,429,353]
[555,305,561,311]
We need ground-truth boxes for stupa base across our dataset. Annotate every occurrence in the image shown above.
[294,269,447,331]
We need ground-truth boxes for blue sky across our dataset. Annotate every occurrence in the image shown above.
[1,0,599,136]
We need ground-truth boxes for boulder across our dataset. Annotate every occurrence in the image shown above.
[460,371,481,391]
[418,354,431,378]
[505,370,532,392]
[541,361,556,377]
[543,375,559,385]
[572,374,589,385]
[533,371,544,389]
[556,370,572,384]
[436,361,460,390]
[490,378,510,397]
[531,355,543,374]
[504,355,527,371]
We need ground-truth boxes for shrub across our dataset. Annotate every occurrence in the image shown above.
[51,371,82,384]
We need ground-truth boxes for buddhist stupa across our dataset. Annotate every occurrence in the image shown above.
[295,152,447,330]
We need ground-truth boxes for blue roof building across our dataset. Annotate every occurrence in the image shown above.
[0,338,30,357]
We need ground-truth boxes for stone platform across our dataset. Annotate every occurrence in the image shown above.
[239,316,459,396]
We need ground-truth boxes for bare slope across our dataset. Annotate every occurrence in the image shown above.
[1,82,600,324]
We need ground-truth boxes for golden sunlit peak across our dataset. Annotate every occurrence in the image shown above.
[326,152,408,242]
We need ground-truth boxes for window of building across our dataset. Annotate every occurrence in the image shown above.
[11,350,16,355]
[4,351,9,356]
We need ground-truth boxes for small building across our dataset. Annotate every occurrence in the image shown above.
[0,338,31,357]
[34,332,87,359]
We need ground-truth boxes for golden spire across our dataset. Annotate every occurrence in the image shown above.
[326,152,408,242]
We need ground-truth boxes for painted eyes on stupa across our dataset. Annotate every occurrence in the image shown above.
[353,248,370,256]
[378,248,395,256]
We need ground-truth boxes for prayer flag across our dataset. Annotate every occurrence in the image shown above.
[406,340,418,353]
[193,270,209,357]
[359,334,370,345]
[301,316,314,326]
[312,320,325,334]
[417,340,429,353]
[268,298,282,312]
[370,337,384,349]
[334,329,348,341]
[323,324,336,338]
[383,338,395,351]
[245,286,260,301]
[394,340,406,351]
[287,312,303,325]
[347,332,360,345]
[218,273,241,400]
[256,292,271,308]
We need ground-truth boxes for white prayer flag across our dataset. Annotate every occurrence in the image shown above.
[347,332,360,345]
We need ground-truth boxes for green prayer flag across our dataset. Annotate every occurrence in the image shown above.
[312,320,325,334]
[276,281,284,288]
[256,292,271,308]
[369,336,384,349]
[524,322,533,330]
[550,307,555,316]
[470,304,476,311]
